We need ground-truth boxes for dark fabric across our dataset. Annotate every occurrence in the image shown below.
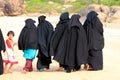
[23,59,33,72]
[18,19,38,51]
[59,64,66,68]
[60,12,69,23]
[37,49,51,70]
[37,16,53,69]
[83,11,104,70]
[37,15,54,57]
[83,11,104,50]
[53,14,88,70]
[0,54,3,75]
[88,50,103,70]
[0,29,6,52]
[50,12,69,56]
[0,29,5,75]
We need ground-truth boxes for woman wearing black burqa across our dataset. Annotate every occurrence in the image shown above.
[83,11,104,70]
[0,29,6,75]
[53,14,88,73]
[18,19,38,73]
[37,15,54,71]
[50,12,70,71]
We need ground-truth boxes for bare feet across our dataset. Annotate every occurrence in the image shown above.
[56,67,64,71]
[4,70,7,74]
[22,70,28,74]
[84,64,89,70]
[8,69,12,73]
[87,65,94,70]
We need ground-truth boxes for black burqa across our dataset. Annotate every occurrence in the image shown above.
[53,14,88,71]
[37,16,54,70]
[18,19,38,51]
[50,12,69,56]
[0,29,6,75]
[83,11,104,70]
[50,12,70,68]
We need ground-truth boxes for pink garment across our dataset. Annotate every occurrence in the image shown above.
[3,39,18,64]
[23,59,33,72]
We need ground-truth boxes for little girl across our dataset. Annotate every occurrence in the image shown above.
[3,31,18,73]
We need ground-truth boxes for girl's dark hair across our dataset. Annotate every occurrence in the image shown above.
[7,31,15,36]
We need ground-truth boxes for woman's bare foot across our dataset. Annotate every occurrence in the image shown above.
[44,68,49,71]
[22,70,28,74]
[87,65,94,70]
[84,64,89,70]
[56,67,64,71]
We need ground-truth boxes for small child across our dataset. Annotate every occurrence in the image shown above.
[3,31,18,73]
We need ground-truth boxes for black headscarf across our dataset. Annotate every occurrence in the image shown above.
[54,14,88,68]
[68,14,82,28]
[18,18,37,51]
[25,18,36,28]
[87,11,98,22]
[59,12,69,23]
[83,11,104,50]
[37,15,54,57]
[50,12,70,56]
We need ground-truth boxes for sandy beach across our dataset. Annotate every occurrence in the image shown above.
[0,16,120,80]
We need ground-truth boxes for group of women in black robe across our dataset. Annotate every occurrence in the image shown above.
[51,11,104,73]
[0,10,104,74]
[51,12,88,73]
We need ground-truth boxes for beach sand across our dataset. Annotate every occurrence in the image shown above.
[0,16,120,80]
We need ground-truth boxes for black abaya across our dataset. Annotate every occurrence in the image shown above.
[37,16,54,70]
[50,12,70,69]
[50,12,69,56]
[83,11,104,70]
[0,29,6,75]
